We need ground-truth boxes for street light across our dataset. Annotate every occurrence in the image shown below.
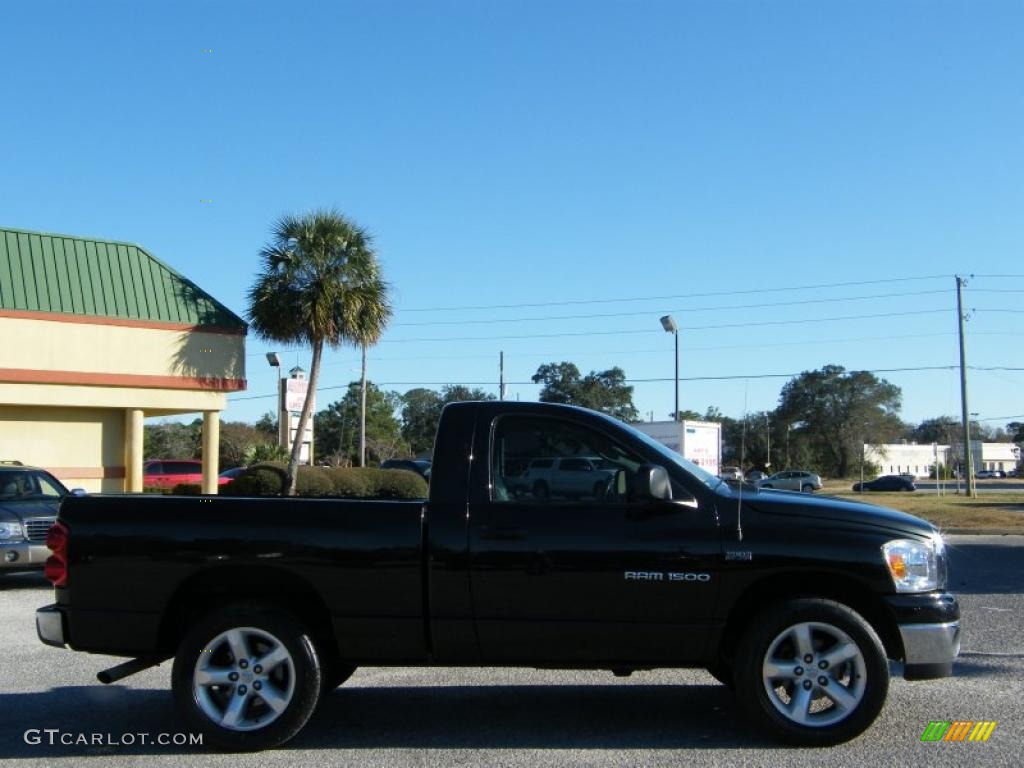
[660,315,679,422]
[267,352,284,449]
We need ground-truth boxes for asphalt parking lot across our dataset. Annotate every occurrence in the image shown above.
[0,535,1020,768]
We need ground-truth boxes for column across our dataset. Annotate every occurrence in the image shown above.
[125,409,144,492]
[202,410,220,494]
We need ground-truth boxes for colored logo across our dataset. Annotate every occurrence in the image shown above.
[921,721,997,742]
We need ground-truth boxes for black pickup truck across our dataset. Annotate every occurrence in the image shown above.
[36,401,960,750]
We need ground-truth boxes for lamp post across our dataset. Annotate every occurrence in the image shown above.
[660,315,679,422]
[266,352,283,449]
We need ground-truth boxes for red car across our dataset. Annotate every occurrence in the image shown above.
[142,460,204,489]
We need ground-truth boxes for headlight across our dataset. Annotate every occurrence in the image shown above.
[882,536,946,593]
[0,521,24,540]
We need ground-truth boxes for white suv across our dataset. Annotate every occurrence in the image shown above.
[520,457,618,500]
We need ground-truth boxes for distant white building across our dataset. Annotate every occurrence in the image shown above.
[864,442,1021,478]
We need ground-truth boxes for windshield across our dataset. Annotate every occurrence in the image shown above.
[612,419,722,490]
[0,470,68,500]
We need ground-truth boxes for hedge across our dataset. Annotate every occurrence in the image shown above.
[222,463,427,499]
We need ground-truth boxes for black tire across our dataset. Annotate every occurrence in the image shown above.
[761,484,773,489]
[320,662,357,695]
[533,481,549,500]
[733,598,888,746]
[171,604,322,751]
[801,484,814,493]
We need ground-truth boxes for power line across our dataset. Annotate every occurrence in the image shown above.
[380,308,951,343]
[398,274,950,313]
[228,363,1018,402]
[392,289,952,328]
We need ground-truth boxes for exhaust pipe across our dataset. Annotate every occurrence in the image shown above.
[97,656,169,684]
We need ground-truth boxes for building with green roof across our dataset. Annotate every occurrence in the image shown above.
[0,226,247,494]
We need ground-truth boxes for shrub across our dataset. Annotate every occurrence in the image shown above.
[220,463,428,499]
[172,483,203,495]
[374,469,428,499]
[325,468,372,498]
[296,466,334,497]
[222,462,287,496]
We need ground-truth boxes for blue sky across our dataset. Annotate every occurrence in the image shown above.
[3,0,1022,429]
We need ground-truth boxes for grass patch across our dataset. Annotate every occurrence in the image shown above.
[826,489,1024,531]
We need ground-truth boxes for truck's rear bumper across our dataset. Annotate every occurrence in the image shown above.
[36,604,67,648]
[36,603,161,656]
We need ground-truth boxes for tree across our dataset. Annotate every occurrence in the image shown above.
[400,385,496,456]
[144,421,200,460]
[314,382,405,465]
[776,365,903,477]
[254,411,277,439]
[247,209,392,494]
[401,388,444,455]
[218,422,274,469]
[532,362,638,421]
[1008,422,1024,444]
[911,415,990,445]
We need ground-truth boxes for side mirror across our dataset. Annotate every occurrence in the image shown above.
[70,488,87,496]
[635,465,673,501]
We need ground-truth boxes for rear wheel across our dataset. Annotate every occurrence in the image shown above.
[801,484,814,493]
[532,481,549,500]
[734,598,888,746]
[172,604,322,751]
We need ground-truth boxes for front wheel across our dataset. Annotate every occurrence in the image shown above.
[172,604,322,751]
[734,598,888,746]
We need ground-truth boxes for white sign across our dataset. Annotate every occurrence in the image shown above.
[284,378,315,414]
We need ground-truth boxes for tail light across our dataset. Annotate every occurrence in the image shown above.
[45,521,69,587]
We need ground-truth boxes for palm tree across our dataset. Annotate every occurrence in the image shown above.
[247,209,391,495]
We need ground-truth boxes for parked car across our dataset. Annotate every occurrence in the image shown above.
[518,456,618,499]
[380,459,431,480]
[218,467,245,486]
[38,401,960,750]
[1,464,79,573]
[853,475,916,492]
[143,460,204,489]
[719,466,743,481]
[975,470,1004,479]
[757,470,823,492]
[745,470,767,483]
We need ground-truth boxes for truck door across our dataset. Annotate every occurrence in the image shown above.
[468,413,720,664]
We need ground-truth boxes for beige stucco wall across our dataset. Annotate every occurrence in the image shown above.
[0,382,226,413]
[0,405,125,492]
[0,316,245,381]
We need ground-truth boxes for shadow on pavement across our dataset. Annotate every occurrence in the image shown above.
[0,683,779,756]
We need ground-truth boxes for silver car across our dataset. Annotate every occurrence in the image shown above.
[520,457,618,500]
[758,470,822,493]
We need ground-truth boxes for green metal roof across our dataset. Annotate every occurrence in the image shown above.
[0,226,246,331]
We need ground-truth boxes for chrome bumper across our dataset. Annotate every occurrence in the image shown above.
[36,605,67,648]
[900,620,961,680]
[1,541,50,569]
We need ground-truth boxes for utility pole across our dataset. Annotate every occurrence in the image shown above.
[765,414,771,469]
[956,276,976,497]
[499,351,505,401]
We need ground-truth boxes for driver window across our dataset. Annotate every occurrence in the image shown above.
[490,416,645,503]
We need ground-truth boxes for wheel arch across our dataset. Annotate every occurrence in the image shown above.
[718,571,903,666]
[157,565,340,668]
